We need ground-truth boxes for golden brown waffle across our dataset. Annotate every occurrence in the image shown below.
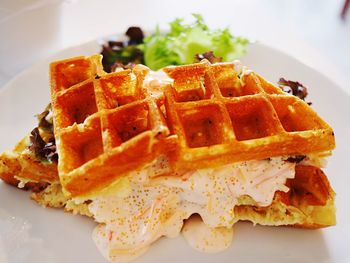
[50,56,335,197]
[50,55,177,196]
[164,61,335,171]
[0,135,58,188]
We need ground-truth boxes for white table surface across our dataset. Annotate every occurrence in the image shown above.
[0,0,349,95]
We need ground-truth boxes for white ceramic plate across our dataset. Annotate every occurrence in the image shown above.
[0,40,350,263]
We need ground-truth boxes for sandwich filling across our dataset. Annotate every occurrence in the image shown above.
[89,156,296,262]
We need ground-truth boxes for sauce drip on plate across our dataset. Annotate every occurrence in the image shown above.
[182,215,234,253]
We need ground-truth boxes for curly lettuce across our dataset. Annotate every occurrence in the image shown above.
[141,14,249,70]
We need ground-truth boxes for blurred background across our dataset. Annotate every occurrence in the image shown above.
[0,0,349,93]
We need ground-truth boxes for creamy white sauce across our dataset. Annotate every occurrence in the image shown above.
[142,70,173,98]
[93,224,150,263]
[14,176,36,188]
[300,153,329,168]
[182,215,234,253]
[241,66,253,76]
[45,110,53,124]
[232,60,242,74]
[90,157,295,262]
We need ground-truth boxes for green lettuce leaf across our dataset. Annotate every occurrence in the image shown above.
[140,14,249,70]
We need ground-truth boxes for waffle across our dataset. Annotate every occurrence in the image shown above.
[50,56,335,197]
[0,135,58,189]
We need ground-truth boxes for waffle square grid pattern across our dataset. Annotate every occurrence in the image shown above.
[50,55,335,197]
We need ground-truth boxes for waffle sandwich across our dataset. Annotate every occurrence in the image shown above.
[0,55,336,261]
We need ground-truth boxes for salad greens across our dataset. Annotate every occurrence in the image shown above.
[101,14,248,71]
[141,14,248,70]
[101,42,144,72]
